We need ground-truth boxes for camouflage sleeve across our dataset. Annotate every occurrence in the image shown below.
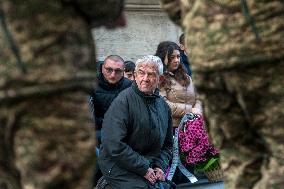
[160,0,182,26]
[68,0,125,28]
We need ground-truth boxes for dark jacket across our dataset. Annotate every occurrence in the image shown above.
[98,83,173,189]
[180,50,192,77]
[89,64,132,131]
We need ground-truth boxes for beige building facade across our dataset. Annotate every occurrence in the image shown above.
[93,0,182,62]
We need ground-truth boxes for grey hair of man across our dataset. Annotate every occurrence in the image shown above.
[135,55,164,76]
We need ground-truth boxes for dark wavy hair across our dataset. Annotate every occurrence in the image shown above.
[155,41,190,89]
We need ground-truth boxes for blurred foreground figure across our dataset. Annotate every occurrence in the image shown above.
[160,0,284,189]
[0,1,127,189]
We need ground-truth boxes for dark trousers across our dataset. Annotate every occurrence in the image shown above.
[92,163,103,187]
[92,129,102,188]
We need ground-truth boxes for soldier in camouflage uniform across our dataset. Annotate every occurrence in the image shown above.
[160,0,284,189]
[0,1,126,189]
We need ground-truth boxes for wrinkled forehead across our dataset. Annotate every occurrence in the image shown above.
[136,63,158,73]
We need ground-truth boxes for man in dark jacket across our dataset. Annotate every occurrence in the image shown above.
[90,55,132,144]
[98,55,173,189]
[89,55,132,186]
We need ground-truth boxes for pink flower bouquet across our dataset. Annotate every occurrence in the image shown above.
[178,114,220,173]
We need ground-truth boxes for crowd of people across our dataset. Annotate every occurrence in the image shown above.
[89,33,203,189]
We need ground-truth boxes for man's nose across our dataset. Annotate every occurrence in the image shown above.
[110,71,116,77]
[140,74,149,80]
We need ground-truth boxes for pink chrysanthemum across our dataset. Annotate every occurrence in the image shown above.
[179,116,219,165]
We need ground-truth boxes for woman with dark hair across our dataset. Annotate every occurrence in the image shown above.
[155,41,203,185]
[155,41,202,128]
[155,42,223,187]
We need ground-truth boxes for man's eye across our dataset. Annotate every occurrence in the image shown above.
[106,68,113,73]
[148,73,154,77]
[114,69,123,73]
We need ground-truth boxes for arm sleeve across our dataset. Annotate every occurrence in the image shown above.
[89,94,103,129]
[193,99,203,114]
[160,87,192,117]
[152,107,173,171]
[88,95,96,122]
[191,77,203,114]
[101,97,150,176]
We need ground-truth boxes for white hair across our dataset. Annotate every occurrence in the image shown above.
[135,55,163,75]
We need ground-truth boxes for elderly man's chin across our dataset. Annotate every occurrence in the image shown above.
[139,86,154,94]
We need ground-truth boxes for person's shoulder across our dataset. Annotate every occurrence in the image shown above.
[89,82,98,96]
[115,86,133,100]
[157,93,170,106]
[157,96,171,114]
[187,75,193,83]
[109,87,133,110]
[122,77,132,88]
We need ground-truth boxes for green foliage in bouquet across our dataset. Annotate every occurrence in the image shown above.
[194,156,220,173]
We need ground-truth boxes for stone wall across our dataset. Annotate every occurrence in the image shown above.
[93,0,181,61]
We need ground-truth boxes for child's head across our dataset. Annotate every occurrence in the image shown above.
[124,60,136,81]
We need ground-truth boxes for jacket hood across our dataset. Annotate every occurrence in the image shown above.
[97,62,127,91]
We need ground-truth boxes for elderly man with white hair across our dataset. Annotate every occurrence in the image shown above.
[98,55,173,189]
